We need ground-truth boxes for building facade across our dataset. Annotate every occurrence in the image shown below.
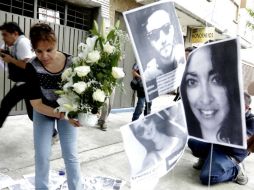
[0,0,136,116]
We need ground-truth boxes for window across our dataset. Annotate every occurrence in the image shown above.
[0,0,34,18]
[0,0,96,30]
[38,8,60,24]
[67,4,95,30]
[37,0,65,25]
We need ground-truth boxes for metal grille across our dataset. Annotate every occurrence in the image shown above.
[67,4,95,30]
[0,0,34,18]
[37,0,65,25]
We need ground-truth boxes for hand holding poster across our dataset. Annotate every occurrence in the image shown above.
[180,38,246,148]
[121,101,188,189]
[123,0,185,101]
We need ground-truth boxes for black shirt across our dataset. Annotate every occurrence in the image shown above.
[25,53,72,108]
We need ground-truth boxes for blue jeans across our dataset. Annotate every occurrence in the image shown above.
[132,97,152,121]
[188,139,239,185]
[33,111,82,190]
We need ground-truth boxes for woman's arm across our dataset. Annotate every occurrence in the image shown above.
[31,99,80,127]
[30,99,61,118]
[132,70,141,78]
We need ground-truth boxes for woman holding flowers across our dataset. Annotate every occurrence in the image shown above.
[25,23,82,189]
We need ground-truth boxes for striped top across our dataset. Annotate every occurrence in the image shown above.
[25,53,72,108]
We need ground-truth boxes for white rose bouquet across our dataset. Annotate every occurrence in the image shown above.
[55,20,125,124]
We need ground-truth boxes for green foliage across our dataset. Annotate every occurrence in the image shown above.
[247,8,254,30]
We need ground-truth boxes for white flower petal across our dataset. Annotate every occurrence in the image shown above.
[112,67,125,79]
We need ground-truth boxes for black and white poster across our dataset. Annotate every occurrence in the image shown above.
[121,102,188,188]
[123,0,185,102]
[180,38,246,148]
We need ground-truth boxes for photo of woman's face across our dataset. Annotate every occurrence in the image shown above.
[139,120,156,140]
[185,48,229,131]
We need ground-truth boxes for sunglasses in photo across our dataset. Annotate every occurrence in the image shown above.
[147,23,173,41]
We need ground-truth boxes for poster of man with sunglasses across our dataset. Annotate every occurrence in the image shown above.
[124,0,185,101]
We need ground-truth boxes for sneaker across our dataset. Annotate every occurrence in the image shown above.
[193,158,205,170]
[98,120,107,131]
[234,163,248,185]
[100,123,107,131]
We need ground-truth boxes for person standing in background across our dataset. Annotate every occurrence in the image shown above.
[132,63,152,121]
[97,90,115,131]
[0,22,34,127]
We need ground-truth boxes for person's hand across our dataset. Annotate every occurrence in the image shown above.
[248,135,254,153]
[59,112,65,119]
[1,53,14,63]
[68,118,81,127]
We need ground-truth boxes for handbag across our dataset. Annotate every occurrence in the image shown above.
[130,78,143,90]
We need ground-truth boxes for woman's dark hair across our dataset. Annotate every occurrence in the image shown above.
[0,22,24,35]
[29,23,56,49]
[180,39,243,145]
[130,114,169,153]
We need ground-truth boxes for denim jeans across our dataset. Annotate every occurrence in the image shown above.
[188,139,239,185]
[33,111,82,190]
[98,90,115,124]
[132,97,152,121]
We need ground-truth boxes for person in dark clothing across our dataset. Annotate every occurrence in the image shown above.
[173,46,196,102]
[188,92,254,185]
[132,63,152,121]
[0,22,34,127]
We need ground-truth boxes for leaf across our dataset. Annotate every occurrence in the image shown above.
[107,30,115,41]
[96,72,104,80]
[101,19,106,40]
[91,20,99,35]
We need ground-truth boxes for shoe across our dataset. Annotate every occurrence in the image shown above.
[100,123,107,131]
[193,158,205,170]
[234,163,248,185]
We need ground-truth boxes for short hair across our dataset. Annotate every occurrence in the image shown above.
[29,23,56,49]
[244,92,252,106]
[0,22,24,35]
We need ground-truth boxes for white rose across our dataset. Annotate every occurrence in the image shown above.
[112,67,125,79]
[78,49,89,59]
[63,103,78,112]
[78,42,86,51]
[56,94,79,115]
[61,68,73,81]
[87,50,100,63]
[92,89,106,102]
[63,81,73,92]
[74,66,91,77]
[72,57,80,65]
[73,82,87,94]
[103,42,115,54]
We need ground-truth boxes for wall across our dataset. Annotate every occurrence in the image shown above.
[174,0,239,35]
[109,0,142,108]
[109,0,141,26]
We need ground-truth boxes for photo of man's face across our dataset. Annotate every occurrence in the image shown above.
[146,10,174,60]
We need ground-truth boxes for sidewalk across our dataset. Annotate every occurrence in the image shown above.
[0,95,254,189]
